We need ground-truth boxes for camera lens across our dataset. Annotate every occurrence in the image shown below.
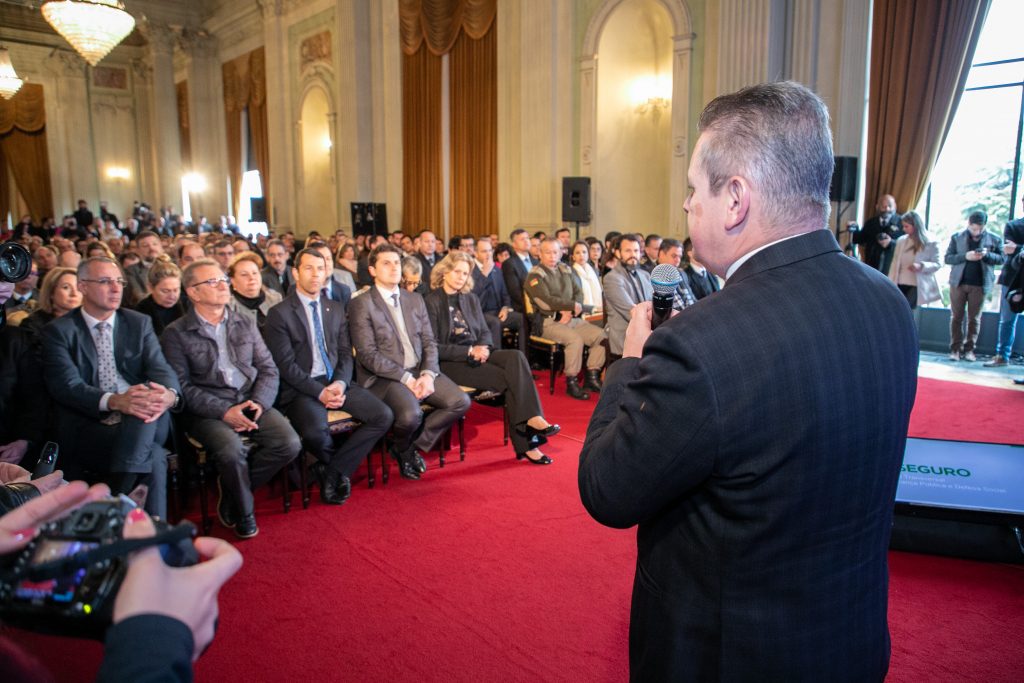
[0,242,32,283]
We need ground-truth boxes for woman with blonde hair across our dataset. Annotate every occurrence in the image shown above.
[888,211,940,309]
[18,267,82,336]
[135,256,186,335]
[423,252,559,465]
[227,250,282,328]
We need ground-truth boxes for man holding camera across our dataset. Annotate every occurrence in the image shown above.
[945,210,1005,361]
[161,259,300,538]
[851,194,903,272]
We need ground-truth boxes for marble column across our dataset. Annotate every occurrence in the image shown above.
[141,22,184,211]
[182,30,229,218]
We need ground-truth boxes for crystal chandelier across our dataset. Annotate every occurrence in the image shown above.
[0,48,24,100]
[41,0,136,67]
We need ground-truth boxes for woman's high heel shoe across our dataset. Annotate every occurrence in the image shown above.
[516,451,552,465]
[518,422,561,438]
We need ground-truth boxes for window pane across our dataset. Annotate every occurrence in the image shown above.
[972,0,1022,65]
[965,61,1024,90]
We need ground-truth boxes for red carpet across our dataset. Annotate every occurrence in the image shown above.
[6,374,1024,681]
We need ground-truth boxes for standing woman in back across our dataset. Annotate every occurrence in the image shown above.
[888,211,940,310]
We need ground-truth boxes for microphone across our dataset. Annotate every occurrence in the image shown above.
[650,263,683,330]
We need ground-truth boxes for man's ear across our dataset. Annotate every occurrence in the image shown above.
[724,176,751,232]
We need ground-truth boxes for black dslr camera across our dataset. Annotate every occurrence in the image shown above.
[0,496,198,639]
[0,241,32,283]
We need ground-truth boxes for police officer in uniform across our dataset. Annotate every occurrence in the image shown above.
[524,238,606,399]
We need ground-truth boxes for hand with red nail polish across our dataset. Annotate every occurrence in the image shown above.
[0,480,110,554]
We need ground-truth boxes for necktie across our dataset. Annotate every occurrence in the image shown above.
[95,321,119,393]
[392,293,399,308]
[310,301,333,380]
[321,284,330,300]
[628,270,643,303]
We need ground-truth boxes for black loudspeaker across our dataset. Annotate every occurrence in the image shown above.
[830,156,858,202]
[562,177,591,223]
[250,197,267,222]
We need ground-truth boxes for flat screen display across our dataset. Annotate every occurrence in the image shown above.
[896,437,1024,516]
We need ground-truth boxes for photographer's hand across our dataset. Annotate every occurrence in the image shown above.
[116,509,243,662]
[0,439,29,465]
[0,480,109,554]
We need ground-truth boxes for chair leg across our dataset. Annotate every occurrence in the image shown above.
[197,453,211,536]
[381,443,389,486]
[168,459,181,523]
[439,428,447,468]
[282,465,291,513]
[549,347,557,394]
[366,451,375,489]
[300,452,310,510]
[458,415,466,461]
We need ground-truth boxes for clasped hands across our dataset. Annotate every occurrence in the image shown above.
[318,382,347,409]
[557,302,583,324]
[223,400,263,433]
[403,373,435,400]
[108,382,176,423]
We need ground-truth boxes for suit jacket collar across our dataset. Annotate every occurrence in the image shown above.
[728,229,841,287]
[368,286,417,340]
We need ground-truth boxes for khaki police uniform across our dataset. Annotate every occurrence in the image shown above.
[524,262,606,376]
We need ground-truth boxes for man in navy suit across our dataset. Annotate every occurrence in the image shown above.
[502,229,537,315]
[307,241,352,308]
[264,248,392,504]
[41,257,181,517]
[578,82,918,681]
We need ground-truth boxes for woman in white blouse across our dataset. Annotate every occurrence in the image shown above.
[887,210,940,309]
[571,240,603,312]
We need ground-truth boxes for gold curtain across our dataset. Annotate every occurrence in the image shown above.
[176,81,191,169]
[400,0,496,235]
[222,47,270,221]
[0,84,53,222]
[401,47,444,233]
[865,0,990,218]
[399,0,496,56]
[449,27,496,237]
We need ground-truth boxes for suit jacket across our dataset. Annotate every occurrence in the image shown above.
[502,252,537,313]
[348,287,439,387]
[263,292,354,407]
[423,288,493,361]
[684,264,720,300]
[160,307,279,420]
[579,230,918,682]
[124,261,152,308]
[887,237,941,306]
[261,265,292,296]
[414,253,438,295]
[41,308,181,470]
[290,275,351,309]
[1000,218,1024,286]
[471,264,512,314]
[602,264,653,355]
[944,229,1004,293]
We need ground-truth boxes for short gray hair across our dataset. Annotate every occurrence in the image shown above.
[697,80,834,230]
[77,256,122,280]
[181,258,222,289]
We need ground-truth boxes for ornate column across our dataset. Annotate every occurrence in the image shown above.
[43,51,93,207]
[140,21,183,210]
[788,0,821,89]
[670,32,695,235]
[259,0,294,229]
[717,0,785,93]
[130,58,158,207]
[181,29,229,217]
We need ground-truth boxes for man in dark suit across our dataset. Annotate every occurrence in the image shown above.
[261,239,293,295]
[578,81,918,681]
[308,241,352,308]
[41,257,181,518]
[602,233,652,357]
[682,236,720,300]
[413,229,440,295]
[348,244,470,480]
[472,238,525,352]
[264,248,392,504]
[502,228,537,315]
[986,194,1024,368]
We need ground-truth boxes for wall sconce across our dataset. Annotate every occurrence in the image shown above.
[631,75,672,115]
[106,166,130,180]
[182,172,207,193]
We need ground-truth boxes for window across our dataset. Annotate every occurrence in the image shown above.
[915,0,1024,310]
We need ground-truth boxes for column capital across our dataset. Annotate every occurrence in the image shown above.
[140,19,176,57]
[179,29,218,60]
[43,50,87,78]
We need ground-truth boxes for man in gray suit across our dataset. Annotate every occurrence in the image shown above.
[602,233,653,356]
[944,210,1005,361]
[124,231,165,307]
[347,244,470,480]
[42,257,180,518]
[579,82,918,681]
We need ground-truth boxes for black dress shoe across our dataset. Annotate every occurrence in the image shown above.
[321,469,352,505]
[516,451,553,465]
[216,476,237,529]
[566,377,590,400]
[414,451,427,474]
[235,513,259,539]
[583,369,603,392]
[388,445,421,480]
[520,422,560,438]
[1015,378,1024,385]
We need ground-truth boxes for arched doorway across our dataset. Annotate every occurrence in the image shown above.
[298,85,337,233]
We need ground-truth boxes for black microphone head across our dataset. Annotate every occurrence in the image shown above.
[650,263,683,296]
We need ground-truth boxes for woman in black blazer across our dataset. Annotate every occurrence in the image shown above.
[424,252,558,464]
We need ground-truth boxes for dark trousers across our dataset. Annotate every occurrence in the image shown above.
[59,411,170,518]
[187,407,300,516]
[282,382,393,478]
[440,350,543,454]
[949,284,986,352]
[484,310,527,353]
[367,374,470,453]
[897,284,918,309]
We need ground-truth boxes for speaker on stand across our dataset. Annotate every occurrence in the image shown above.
[830,156,858,254]
[562,177,591,241]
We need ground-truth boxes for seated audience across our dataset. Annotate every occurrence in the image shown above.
[124,231,165,307]
[135,258,187,336]
[227,251,283,329]
[33,244,59,282]
[603,233,652,357]
[682,237,720,300]
[119,251,141,270]
[334,242,360,288]
[570,240,602,313]
[5,264,39,315]
[85,241,115,260]
[264,248,393,505]
[162,259,300,538]
[503,229,538,320]
[887,211,941,310]
[177,240,206,268]
[401,256,423,292]
[656,238,697,311]
[639,234,661,273]
[472,238,525,353]
[525,239,606,399]
[348,245,471,480]
[211,240,236,270]
[585,237,604,274]
[306,241,352,307]
[425,253,557,464]
[18,267,82,337]
[493,242,512,265]
[414,230,440,295]
[0,324,48,469]
[41,257,180,518]
[260,238,293,295]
